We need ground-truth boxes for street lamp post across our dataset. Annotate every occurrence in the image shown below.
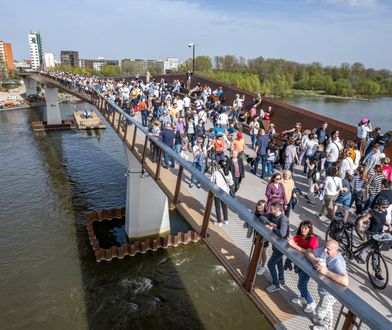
[188,43,196,72]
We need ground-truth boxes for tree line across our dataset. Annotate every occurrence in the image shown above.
[176,55,392,97]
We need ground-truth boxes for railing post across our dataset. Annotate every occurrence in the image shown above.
[123,121,128,141]
[131,126,137,151]
[342,311,356,330]
[173,165,184,204]
[243,233,263,292]
[200,191,214,238]
[117,113,122,132]
[155,148,163,180]
[111,109,116,126]
[141,136,148,164]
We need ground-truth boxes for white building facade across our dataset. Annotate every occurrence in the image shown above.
[44,52,55,69]
[28,32,43,70]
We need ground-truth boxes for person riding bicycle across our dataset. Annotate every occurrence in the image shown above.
[356,197,392,267]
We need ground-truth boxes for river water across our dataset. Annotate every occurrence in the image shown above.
[281,95,392,132]
[0,104,269,330]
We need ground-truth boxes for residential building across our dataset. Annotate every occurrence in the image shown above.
[0,41,15,71]
[28,32,43,70]
[44,52,55,68]
[60,50,79,67]
[121,59,164,75]
[164,58,179,74]
[82,58,119,71]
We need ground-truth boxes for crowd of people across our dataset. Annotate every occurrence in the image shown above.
[43,70,392,330]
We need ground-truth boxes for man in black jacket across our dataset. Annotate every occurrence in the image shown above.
[227,150,245,196]
[316,122,329,146]
[259,201,290,292]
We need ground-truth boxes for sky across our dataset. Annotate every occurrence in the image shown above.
[1,0,392,69]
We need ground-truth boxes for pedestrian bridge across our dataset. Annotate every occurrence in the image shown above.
[20,71,391,330]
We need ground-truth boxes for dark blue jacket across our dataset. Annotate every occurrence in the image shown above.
[160,128,175,148]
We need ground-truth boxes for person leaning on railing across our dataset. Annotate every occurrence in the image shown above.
[306,240,349,330]
[259,201,290,293]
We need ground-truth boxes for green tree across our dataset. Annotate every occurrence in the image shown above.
[100,64,121,77]
[357,79,381,95]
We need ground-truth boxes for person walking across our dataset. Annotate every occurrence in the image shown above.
[210,160,233,227]
[253,129,269,178]
[265,173,287,213]
[227,150,245,196]
[190,138,207,188]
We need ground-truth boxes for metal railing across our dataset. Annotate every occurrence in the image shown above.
[28,71,391,330]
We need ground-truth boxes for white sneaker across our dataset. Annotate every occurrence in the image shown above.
[266,284,280,293]
[256,266,266,275]
[290,297,306,306]
[223,220,229,225]
[304,302,316,314]
[218,222,223,227]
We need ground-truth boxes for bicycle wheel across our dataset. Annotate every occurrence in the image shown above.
[366,251,389,290]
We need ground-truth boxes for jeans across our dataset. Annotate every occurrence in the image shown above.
[362,195,376,214]
[253,155,267,178]
[267,247,285,286]
[141,110,148,127]
[191,162,205,184]
[298,270,313,304]
[163,151,175,168]
[251,134,257,148]
[267,161,275,177]
[214,197,228,223]
[174,144,181,155]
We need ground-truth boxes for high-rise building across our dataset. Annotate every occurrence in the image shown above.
[28,32,43,70]
[0,41,15,76]
[44,52,55,69]
[60,51,79,67]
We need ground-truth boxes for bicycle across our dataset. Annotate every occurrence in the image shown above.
[326,220,392,290]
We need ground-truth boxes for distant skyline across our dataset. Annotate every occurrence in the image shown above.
[1,0,392,69]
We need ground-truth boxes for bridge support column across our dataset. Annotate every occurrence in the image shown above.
[23,78,37,97]
[124,146,170,240]
[44,86,62,125]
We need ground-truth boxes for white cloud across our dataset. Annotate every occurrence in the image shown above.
[324,0,377,7]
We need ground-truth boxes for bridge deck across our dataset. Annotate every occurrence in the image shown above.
[119,110,392,329]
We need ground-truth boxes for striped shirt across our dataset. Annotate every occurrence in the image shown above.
[367,174,385,196]
[353,175,365,192]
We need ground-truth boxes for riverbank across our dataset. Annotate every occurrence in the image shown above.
[290,89,371,101]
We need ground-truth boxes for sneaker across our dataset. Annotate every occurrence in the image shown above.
[304,302,316,314]
[189,183,194,188]
[256,266,266,276]
[196,183,201,188]
[223,220,229,225]
[290,297,306,306]
[218,222,223,227]
[266,284,280,293]
[314,213,322,219]
[375,271,384,281]
[279,280,286,287]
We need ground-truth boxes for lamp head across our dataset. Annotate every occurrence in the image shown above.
[188,43,194,47]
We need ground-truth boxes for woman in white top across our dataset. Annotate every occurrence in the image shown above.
[249,116,260,149]
[211,160,234,227]
[317,166,342,220]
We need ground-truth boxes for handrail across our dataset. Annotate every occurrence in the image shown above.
[28,72,391,329]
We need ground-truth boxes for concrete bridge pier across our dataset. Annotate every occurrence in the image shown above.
[23,78,37,97]
[123,145,171,240]
[43,86,62,125]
